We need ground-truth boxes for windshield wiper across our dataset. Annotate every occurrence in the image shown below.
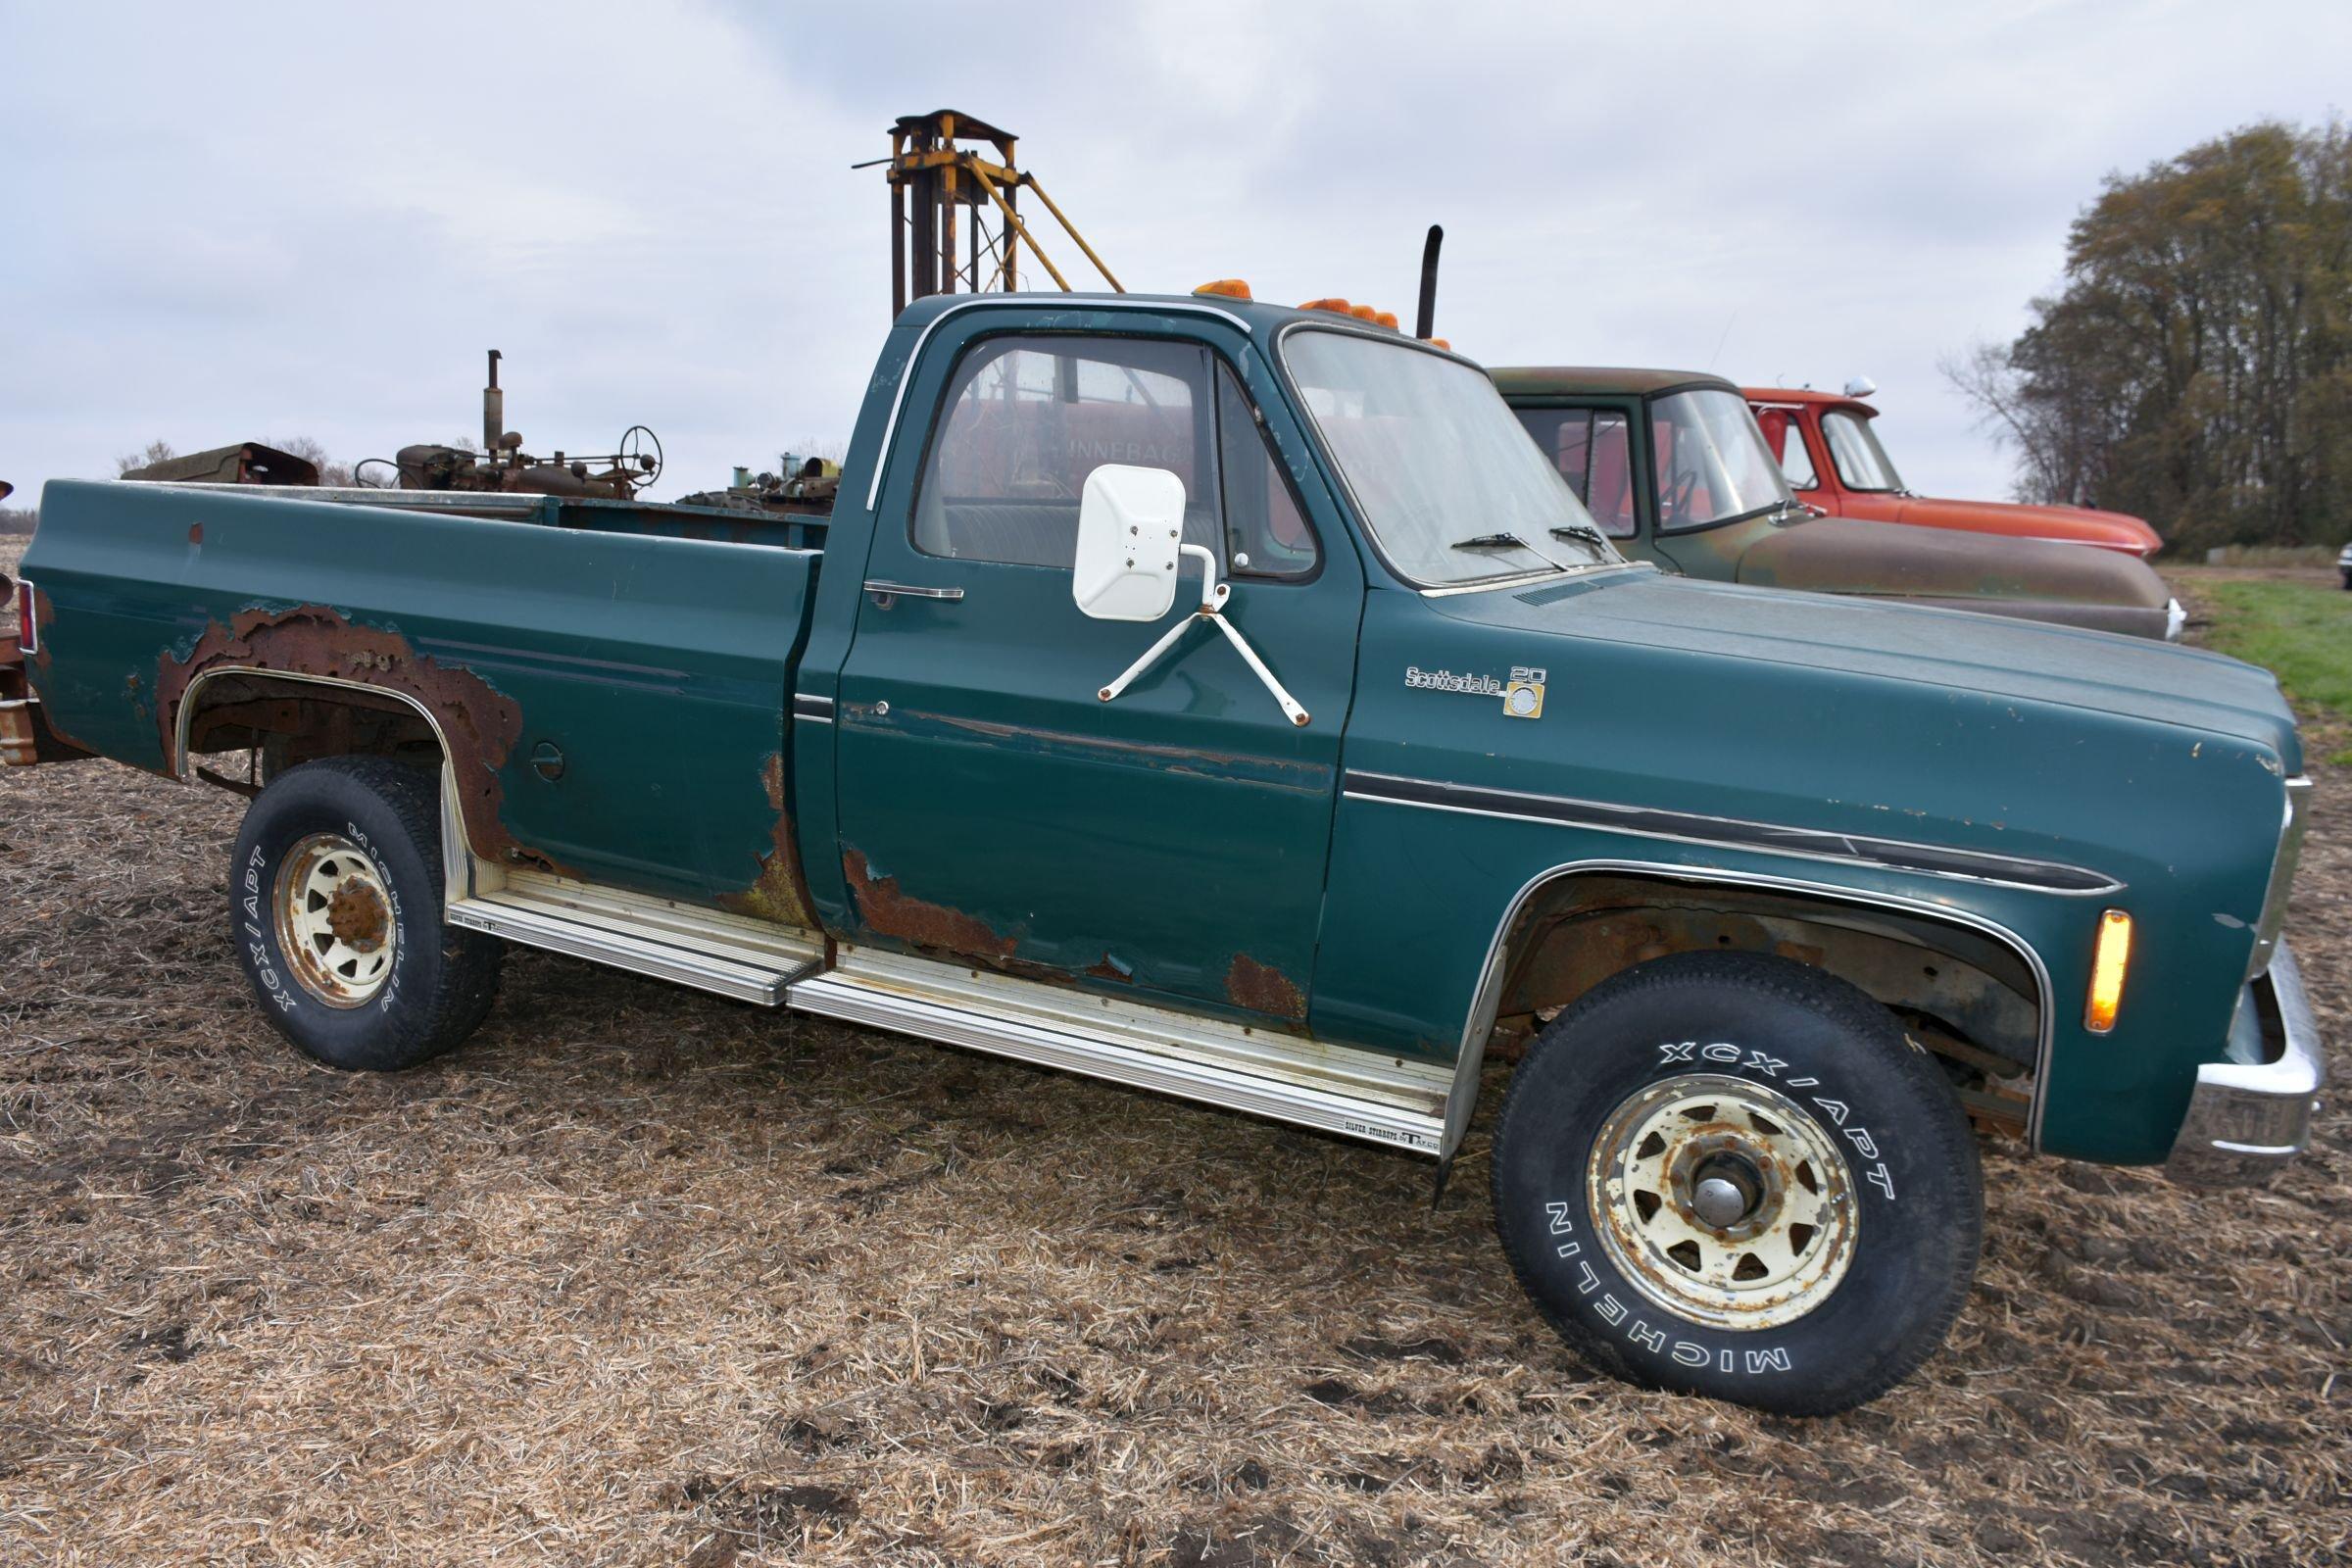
[1451,532,1535,552]
[1548,522,1610,548]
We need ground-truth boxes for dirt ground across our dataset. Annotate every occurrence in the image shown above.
[2,544,2347,1566]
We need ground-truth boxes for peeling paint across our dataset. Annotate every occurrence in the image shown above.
[843,846,1018,960]
[718,751,818,930]
[1226,953,1307,1021]
[155,604,536,865]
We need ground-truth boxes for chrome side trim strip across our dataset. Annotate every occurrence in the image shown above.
[864,295,1252,510]
[792,693,837,722]
[1437,858,2057,1160]
[1343,770,2121,896]
[789,946,1448,1156]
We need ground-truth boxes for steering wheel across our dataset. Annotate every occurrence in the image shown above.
[617,425,663,486]
[1661,467,1697,525]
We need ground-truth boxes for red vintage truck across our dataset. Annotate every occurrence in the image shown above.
[1747,384,2164,559]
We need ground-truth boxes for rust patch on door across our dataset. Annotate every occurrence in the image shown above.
[719,751,818,929]
[154,604,537,864]
[843,846,1018,961]
[1226,953,1307,1020]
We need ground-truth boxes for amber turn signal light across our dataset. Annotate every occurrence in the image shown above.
[2084,909,2132,1033]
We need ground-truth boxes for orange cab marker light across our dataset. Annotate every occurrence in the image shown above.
[1429,337,1450,350]
[1298,297,1353,316]
[2085,909,2132,1033]
[1193,278,1252,300]
[1374,311,1399,330]
[1348,303,1380,321]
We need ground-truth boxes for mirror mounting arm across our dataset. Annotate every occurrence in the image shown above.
[1097,554,1310,728]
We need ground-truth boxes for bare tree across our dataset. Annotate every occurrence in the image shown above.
[270,436,355,488]
[115,440,176,476]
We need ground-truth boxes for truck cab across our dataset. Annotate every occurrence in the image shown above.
[1747,385,2165,558]
[8,292,2320,1415]
[1494,367,2183,639]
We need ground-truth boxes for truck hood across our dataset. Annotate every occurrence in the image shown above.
[1888,494,2162,556]
[1738,515,2169,611]
[1425,567,2296,764]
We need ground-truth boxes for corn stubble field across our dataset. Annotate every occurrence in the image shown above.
[2,541,2346,1567]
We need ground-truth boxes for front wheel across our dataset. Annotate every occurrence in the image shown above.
[228,757,503,1070]
[1491,951,1983,1415]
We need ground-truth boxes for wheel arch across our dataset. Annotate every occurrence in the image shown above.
[1437,858,2054,1164]
[174,666,476,900]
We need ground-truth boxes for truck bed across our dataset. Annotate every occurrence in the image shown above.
[23,480,825,909]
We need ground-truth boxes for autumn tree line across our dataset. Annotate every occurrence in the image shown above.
[1950,120,2351,554]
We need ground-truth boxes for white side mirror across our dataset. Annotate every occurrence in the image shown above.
[1072,464,1186,622]
[1843,375,1878,400]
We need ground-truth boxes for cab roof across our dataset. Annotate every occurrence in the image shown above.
[1741,385,1881,417]
[889,291,1469,354]
[1488,366,1739,400]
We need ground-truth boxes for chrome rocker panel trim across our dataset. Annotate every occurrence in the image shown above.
[2166,940,2326,1187]
[790,946,1449,1156]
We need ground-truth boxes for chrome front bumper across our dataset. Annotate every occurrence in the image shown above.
[2166,941,2326,1186]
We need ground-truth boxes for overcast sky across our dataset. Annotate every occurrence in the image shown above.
[4,1,2347,507]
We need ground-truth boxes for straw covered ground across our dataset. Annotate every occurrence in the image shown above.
[2,543,2346,1565]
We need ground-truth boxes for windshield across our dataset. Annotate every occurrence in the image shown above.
[1649,389,1791,531]
[1283,329,1619,588]
[1823,410,1905,492]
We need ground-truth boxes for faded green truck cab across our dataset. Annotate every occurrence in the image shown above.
[1494,367,2186,641]
[7,293,2320,1414]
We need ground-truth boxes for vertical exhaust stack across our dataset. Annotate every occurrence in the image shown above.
[483,350,504,453]
[1415,224,1444,342]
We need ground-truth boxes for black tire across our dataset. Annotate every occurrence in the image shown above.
[227,757,502,1070]
[1491,951,1982,1415]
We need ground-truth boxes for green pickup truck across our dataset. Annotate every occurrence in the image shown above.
[3,292,2322,1414]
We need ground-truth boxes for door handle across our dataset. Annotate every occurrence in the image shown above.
[864,580,964,607]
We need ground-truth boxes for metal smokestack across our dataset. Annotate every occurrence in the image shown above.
[483,349,504,453]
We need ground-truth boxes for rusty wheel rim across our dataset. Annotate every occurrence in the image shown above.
[1588,1073,1857,1331]
[273,833,396,1009]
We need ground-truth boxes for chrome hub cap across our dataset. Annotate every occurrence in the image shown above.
[274,834,396,1007]
[1589,1073,1857,1330]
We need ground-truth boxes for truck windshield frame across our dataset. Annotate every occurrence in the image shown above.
[1279,326,1621,591]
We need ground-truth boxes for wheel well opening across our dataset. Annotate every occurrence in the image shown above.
[181,673,446,786]
[1490,872,2041,1133]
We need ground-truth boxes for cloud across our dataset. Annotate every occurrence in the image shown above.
[3,0,2347,506]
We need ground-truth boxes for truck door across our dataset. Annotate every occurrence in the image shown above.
[832,318,1360,1024]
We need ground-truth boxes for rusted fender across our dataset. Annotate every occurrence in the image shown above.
[154,604,532,863]
[1738,516,2173,637]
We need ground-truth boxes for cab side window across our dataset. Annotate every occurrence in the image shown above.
[1758,410,1819,490]
[1512,408,1637,538]
[1214,368,1318,578]
[912,334,1316,578]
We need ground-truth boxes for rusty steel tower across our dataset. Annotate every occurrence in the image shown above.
[877,109,1122,318]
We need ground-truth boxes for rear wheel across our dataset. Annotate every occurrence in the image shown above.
[228,757,502,1070]
[1491,951,1983,1415]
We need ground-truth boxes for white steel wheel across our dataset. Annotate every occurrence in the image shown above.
[272,832,397,1008]
[1588,1072,1857,1331]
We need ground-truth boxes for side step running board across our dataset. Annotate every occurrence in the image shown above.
[447,871,822,1005]
[789,947,1449,1156]
[446,875,1448,1157]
